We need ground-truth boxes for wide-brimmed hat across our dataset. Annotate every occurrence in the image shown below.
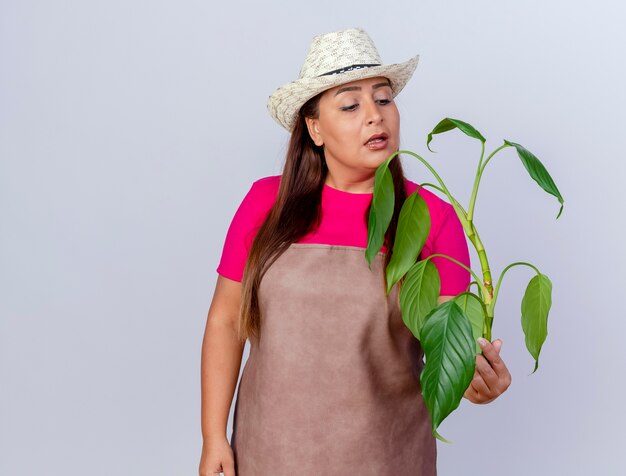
[267,27,419,131]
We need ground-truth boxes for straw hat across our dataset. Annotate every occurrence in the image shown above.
[267,27,419,131]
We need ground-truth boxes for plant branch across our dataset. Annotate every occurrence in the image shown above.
[491,261,541,310]
[420,183,468,215]
[420,178,492,301]
[424,253,488,297]
[398,150,460,217]
[468,142,512,222]
[479,142,511,177]
[466,141,485,223]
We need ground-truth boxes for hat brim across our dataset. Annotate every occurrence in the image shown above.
[267,54,419,131]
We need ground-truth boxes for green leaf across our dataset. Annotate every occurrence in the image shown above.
[504,140,565,219]
[454,292,487,354]
[399,260,440,340]
[427,118,486,152]
[521,273,552,373]
[419,300,476,441]
[385,190,431,294]
[365,158,395,267]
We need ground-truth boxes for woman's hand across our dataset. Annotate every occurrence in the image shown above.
[463,338,512,404]
[199,436,236,476]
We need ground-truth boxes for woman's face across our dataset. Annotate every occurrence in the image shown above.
[305,76,400,178]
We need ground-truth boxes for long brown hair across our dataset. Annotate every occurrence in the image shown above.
[236,93,408,344]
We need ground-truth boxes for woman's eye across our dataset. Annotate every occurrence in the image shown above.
[340,104,358,111]
[377,98,391,105]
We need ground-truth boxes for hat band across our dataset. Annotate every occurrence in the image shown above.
[317,63,382,77]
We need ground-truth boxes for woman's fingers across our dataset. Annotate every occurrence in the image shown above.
[223,459,236,476]
[476,354,501,394]
[472,377,490,400]
[478,338,510,380]
[477,338,512,395]
[464,376,491,404]
[463,338,512,404]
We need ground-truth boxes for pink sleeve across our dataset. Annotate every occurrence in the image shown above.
[215,176,280,282]
[430,202,471,296]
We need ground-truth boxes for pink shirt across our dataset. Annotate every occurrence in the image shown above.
[216,175,471,295]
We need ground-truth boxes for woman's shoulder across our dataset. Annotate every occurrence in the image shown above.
[225,175,281,230]
[241,174,281,209]
[250,174,281,195]
[215,174,281,281]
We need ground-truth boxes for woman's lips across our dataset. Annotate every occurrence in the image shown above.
[365,137,389,150]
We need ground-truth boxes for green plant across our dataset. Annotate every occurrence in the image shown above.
[365,118,563,442]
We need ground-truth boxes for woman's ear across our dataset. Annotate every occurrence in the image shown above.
[304,117,323,147]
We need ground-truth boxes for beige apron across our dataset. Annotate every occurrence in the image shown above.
[231,243,436,475]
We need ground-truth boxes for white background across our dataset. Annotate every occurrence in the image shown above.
[1,1,624,474]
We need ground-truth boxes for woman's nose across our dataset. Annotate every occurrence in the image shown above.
[364,100,383,125]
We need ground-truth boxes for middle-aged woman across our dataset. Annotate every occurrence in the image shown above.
[200,27,512,476]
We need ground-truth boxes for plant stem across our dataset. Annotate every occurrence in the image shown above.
[419,182,447,195]
[420,183,468,215]
[467,143,510,222]
[402,147,508,340]
[491,261,541,311]
[425,253,489,300]
[470,233,493,298]
[398,150,459,216]
[479,142,510,177]
[466,141,485,223]
[399,151,473,242]
[463,143,512,340]
[464,223,495,340]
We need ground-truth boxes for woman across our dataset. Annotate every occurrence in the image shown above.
[199,28,511,476]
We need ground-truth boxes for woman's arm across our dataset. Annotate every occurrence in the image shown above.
[200,275,246,442]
